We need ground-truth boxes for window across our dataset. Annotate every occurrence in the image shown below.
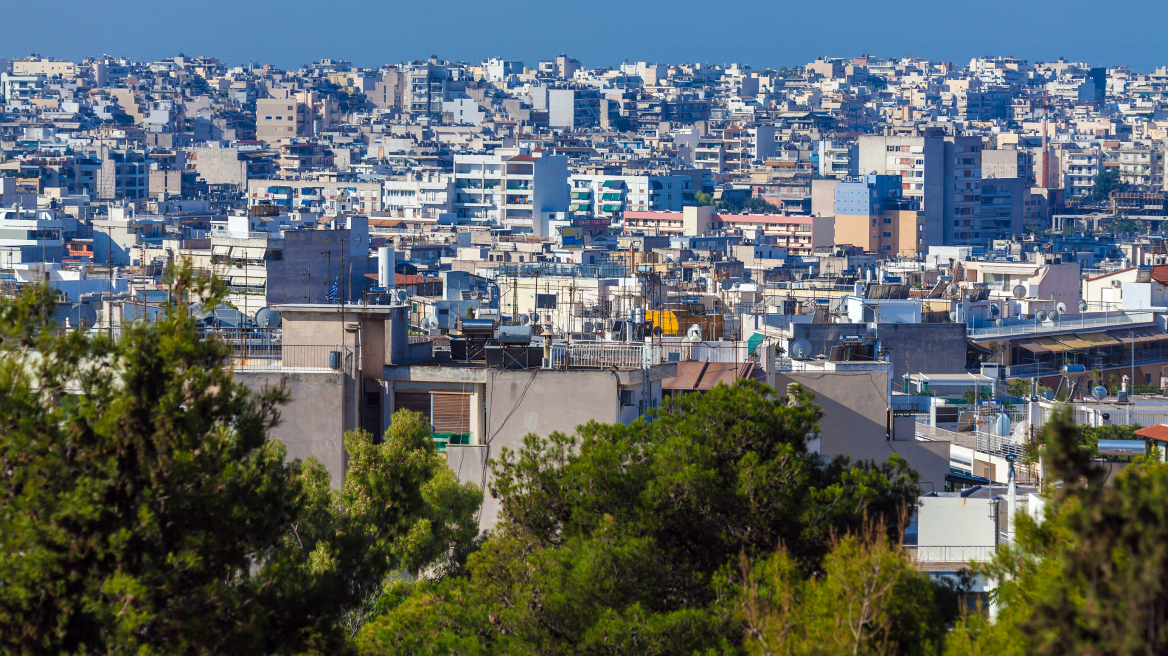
[882,217,893,224]
[536,293,557,310]
[882,231,893,238]
[882,244,892,251]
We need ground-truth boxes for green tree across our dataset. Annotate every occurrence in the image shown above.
[358,381,923,654]
[1007,379,1051,398]
[1088,167,1125,202]
[740,528,957,656]
[294,414,482,637]
[950,411,1168,655]
[0,265,466,655]
[694,190,715,206]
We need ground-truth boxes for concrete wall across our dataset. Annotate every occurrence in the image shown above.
[776,369,949,493]
[917,496,997,547]
[266,230,371,305]
[237,371,348,486]
[872,323,968,382]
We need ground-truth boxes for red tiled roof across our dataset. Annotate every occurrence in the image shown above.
[1135,424,1168,443]
[1152,265,1168,286]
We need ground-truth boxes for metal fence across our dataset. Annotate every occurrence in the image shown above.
[904,545,995,564]
[227,344,349,372]
[968,312,1154,338]
[552,342,647,369]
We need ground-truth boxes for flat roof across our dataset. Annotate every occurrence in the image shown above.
[905,373,996,383]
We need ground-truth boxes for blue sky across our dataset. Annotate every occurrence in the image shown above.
[6,0,1166,72]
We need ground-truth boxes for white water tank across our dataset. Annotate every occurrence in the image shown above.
[377,246,394,289]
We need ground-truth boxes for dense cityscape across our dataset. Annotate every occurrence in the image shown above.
[3,49,1168,653]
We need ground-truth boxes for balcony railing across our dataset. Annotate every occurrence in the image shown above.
[904,545,995,564]
[968,312,1154,337]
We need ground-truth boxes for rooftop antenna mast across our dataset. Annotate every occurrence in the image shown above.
[1041,90,1051,189]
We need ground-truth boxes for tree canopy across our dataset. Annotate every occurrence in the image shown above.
[0,267,479,655]
[359,381,926,654]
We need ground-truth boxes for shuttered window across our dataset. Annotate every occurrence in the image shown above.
[431,391,471,434]
[393,391,431,417]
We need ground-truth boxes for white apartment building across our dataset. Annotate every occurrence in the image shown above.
[817,140,857,178]
[1063,150,1099,197]
[0,207,65,264]
[247,180,384,214]
[453,150,569,235]
[569,174,691,226]
[382,175,455,219]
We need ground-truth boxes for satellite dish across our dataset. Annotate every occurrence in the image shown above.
[790,338,813,360]
[949,311,959,322]
[255,307,281,329]
[67,304,97,327]
[517,314,530,325]
[1091,385,1107,401]
[424,315,441,329]
[653,326,663,336]
[395,289,409,304]
[995,318,1004,327]
[945,283,958,296]
[1056,301,1067,314]
[990,303,1000,316]
[686,324,703,342]
[1035,310,1048,322]
[720,279,733,292]
[1012,284,1027,299]
[530,312,540,323]
[1048,309,1060,322]
[1078,298,1089,312]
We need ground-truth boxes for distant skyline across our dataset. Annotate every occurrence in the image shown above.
[7,0,1167,73]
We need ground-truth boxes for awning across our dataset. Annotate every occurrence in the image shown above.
[1077,331,1122,346]
[571,191,591,199]
[601,180,621,188]
[569,204,587,211]
[601,204,621,212]
[1107,326,1168,344]
[601,193,622,201]
[747,332,765,356]
[1029,336,1074,352]
[1015,339,1049,354]
[1053,334,1094,349]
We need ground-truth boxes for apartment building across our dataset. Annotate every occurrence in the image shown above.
[0,207,65,264]
[858,133,1006,246]
[452,151,569,234]
[247,179,384,214]
[382,174,455,218]
[96,148,150,201]
[255,90,338,144]
[402,58,467,117]
[622,207,833,255]
[817,140,857,179]
[11,58,78,77]
[569,173,691,225]
[833,174,924,256]
[1062,149,1099,197]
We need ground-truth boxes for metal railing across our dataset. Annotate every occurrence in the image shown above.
[228,344,349,372]
[1004,362,1056,378]
[904,545,995,564]
[968,312,1154,338]
[552,342,648,369]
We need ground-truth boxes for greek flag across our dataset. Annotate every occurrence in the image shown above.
[327,281,339,302]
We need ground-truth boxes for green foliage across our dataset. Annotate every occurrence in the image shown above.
[1102,214,1145,236]
[293,413,483,637]
[1006,379,1051,398]
[0,263,480,655]
[0,265,340,654]
[358,381,922,654]
[740,528,955,656]
[1021,417,1137,465]
[949,411,1168,655]
[1088,167,1126,203]
[693,190,715,206]
[960,385,995,407]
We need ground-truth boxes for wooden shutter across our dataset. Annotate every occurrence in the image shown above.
[431,391,471,434]
[393,391,431,419]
